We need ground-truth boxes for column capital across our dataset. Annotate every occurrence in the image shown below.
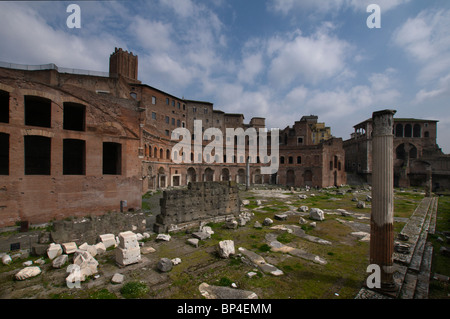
[372,109,396,136]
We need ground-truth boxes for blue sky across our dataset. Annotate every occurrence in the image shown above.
[1,0,449,152]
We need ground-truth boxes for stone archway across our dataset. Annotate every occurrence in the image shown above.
[221,168,230,181]
[187,167,196,183]
[205,168,214,181]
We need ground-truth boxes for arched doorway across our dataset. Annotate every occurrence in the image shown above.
[221,168,230,181]
[237,169,245,184]
[187,167,196,183]
[158,167,166,188]
[205,168,214,181]
[286,169,295,186]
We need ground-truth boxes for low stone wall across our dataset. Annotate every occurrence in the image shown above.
[154,181,240,233]
[50,211,147,245]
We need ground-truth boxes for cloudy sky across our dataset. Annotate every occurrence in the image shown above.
[1,0,449,152]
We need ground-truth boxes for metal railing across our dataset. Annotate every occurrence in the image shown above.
[0,61,111,77]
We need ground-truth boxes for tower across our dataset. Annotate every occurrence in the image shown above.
[109,48,138,82]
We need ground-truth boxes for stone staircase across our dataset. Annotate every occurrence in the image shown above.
[356,196,438,299]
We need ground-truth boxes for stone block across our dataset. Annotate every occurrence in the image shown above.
[192,232,210,240]
[309,208,325,221]
[156,234,171,242]
[52,254,68,268]
[187,238,199,248]
[111,273,124,284]
[98,234,117,249]
[118,231,139,250]
[218,240,235,258]
[274,213,288,221]
[47,243,63,260]
[115,246,141,267]
[62,242,77,254]
[94,242,106,254]
[31,244,48,256]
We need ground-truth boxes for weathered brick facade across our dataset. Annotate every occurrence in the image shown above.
[344,117,450,190]
[0,48,348,227]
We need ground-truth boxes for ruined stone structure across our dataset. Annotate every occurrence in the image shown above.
[277,116,346,187]
[0,48,346,227]
[344,117,450,190]
[155,181,240,233]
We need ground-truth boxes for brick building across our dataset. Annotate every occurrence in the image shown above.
[344,117,450,190]
[0,48,347,227]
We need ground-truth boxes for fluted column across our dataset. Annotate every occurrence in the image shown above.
[370,109,397,291]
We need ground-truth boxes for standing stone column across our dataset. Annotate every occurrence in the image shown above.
[370,109,397,292]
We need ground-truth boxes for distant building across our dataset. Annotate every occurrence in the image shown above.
[344,117,450,190]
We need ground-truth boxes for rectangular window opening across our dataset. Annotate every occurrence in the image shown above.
[63,102,85,131]
[0,133,9,175]
[0,90,9,123]
[103,142,122,175]
[63,139,85,175]
[25,96,51,128]
[25,135,51,175]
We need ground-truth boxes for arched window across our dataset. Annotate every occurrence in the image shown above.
[160,148,163,159]
[405,124,412,137]
[413,124,421,138]
[395,124,403,137]
[297,156,302,164]
[280,156,285,164]
[154,147,158,158]
[288,156,293,164]
[166,149,170,160]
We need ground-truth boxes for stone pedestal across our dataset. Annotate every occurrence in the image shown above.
[115,231,141,266]
[370,110,397,292]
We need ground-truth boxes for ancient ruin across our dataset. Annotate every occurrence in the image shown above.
[155,181,240,233]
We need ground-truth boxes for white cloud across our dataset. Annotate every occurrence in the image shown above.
[238,53,264,84]
[0,2,121,71]
[393,9,450,83]
[267,28,351,86]
[415,74,450,103]
[129,17,174,52]
[268,0,410,15]
[281,68,400,121]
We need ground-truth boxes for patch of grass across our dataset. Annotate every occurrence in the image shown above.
[120,281,149,299]
[217,277,233,287]
[277,232,296,244]
[257,244,271,253]
[89,288,117,299]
